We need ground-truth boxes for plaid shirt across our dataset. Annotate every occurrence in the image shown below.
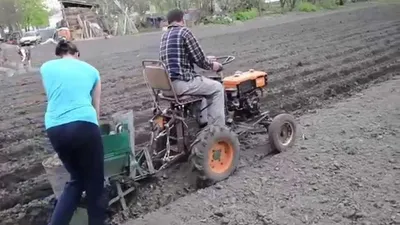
[160,24,213,81]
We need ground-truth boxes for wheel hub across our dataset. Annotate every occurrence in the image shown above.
[279,122,294,146]
[208,141,234,174]
[212,149,222,161]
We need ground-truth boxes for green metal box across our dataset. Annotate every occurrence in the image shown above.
[100,124,132,178]
[103,132,131,178]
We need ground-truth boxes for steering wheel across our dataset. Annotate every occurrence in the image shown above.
[206,56,235,81]
[212,55,235,73]
[215,56,235,65]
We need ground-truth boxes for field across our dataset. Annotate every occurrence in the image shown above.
[0,2,399,225]
[125,70,400,225]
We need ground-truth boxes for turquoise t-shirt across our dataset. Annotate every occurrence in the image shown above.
[40,58,100,129]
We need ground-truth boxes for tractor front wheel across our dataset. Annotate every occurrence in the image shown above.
[268,113,297,153]
[189,125,240,186]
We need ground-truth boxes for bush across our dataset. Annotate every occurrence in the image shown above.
[297,2,318,12]
[233,8,259,21]
[203,15,234,25]
[319,0,339,9]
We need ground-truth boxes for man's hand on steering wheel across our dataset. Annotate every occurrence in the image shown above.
[208,55,236,72]
[212,61,222,72]
[208,55,222,72]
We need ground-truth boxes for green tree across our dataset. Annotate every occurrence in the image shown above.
[18,0,49,29]
[0,0,21,30]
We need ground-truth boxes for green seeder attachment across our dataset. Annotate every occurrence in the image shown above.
[42,110,156,224]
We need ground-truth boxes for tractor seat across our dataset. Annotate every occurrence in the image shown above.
[142,62,202,105]
[158,92,202,104]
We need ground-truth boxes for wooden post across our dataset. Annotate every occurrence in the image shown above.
[61,7,70,28]
[112,0,139,33]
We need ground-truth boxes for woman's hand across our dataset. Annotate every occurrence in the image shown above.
[92,80,101,121]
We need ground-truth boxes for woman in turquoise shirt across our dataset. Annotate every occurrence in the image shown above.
[40,40,106,225]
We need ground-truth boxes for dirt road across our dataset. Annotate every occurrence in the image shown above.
[0,2,399,225]
[124,76,400,225]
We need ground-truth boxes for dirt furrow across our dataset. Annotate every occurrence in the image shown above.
[265,60,400,115]
[0,3,399,225]
[268,34,400,88]
[235,20,400,64]
[1,11,398,125]
[4,48,396,210]
[1,6,398,167]
[269,42,400,94]
[103,19,400,111]
[122,75,400,225]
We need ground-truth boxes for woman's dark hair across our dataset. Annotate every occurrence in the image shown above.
[167,9,184,24]
[55,39,79,57]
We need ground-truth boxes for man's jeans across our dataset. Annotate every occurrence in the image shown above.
[47,121,107,225]
[172,76,225,125]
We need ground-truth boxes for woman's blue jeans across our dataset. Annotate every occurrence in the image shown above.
[47,121,107,225]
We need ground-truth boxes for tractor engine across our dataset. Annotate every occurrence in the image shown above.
[223,70,268,121]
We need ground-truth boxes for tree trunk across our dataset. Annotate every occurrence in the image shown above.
[290,0,297,10]
[0,26,5,37]
[7,23,14,32]
[280,0,286,8]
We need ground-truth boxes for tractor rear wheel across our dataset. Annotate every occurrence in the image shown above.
[189,125,240,186]
[268,113,297,153]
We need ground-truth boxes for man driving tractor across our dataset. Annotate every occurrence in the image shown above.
[160,9,224,127]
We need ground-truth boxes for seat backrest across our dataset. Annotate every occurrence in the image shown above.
[143,65,172,91]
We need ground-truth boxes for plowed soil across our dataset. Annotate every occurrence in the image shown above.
[0,2,399,225]
[125,70,400,225]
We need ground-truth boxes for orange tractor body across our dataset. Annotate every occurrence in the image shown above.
[223,70,268,90]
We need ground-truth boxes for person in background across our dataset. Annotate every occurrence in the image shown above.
[16,44,31,68]
[40,39,107,225]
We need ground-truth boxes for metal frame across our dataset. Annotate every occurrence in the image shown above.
[104,110,155,213]
[141,56,275,171]
[102,56,291,217]
[142,60,203,171]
